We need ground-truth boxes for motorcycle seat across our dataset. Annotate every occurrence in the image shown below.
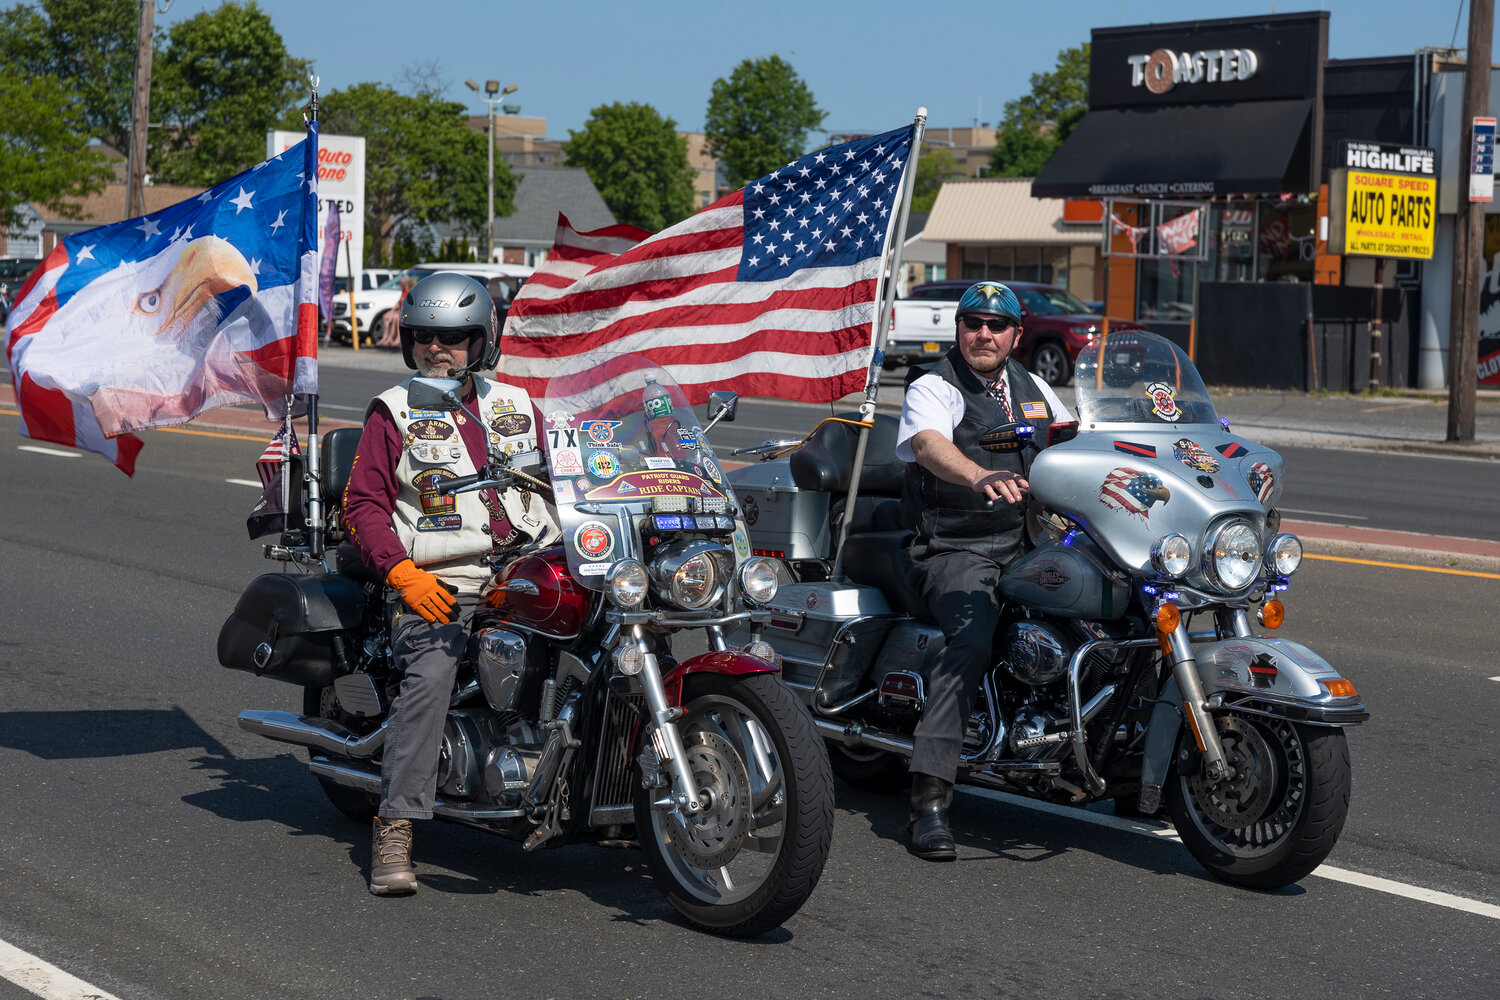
[320,426,364,539]
[842,530,931,623]
[790,411,905,495]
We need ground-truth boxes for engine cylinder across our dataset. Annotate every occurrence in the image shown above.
[1000,620,1073,686]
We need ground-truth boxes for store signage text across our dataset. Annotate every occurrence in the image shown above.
[1343,141,1434,176]
[1127,48,1259,94]
[1330,169,1436,261]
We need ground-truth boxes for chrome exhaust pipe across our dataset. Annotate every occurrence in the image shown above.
[237,709,388,757]
[307,758,526,822]
[813,717,913,756]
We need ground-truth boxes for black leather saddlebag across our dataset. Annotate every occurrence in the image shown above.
[217,572,367,687]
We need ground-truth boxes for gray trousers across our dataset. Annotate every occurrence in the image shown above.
[379,594,478,820]
[907,547,1006,784]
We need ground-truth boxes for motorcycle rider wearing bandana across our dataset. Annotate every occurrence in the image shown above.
[342,271,559,894]
[895,280,1073,861]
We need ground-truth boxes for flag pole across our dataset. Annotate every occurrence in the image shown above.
[830,106,927,582]
[303,77,326,559]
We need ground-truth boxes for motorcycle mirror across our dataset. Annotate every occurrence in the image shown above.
[702,390,739,432]
[1046,421,1079,447]
[978,421,1034,453]
[407,377,464,411]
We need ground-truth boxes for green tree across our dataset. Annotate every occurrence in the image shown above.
[565,102,695,232]
[989,43,1090,177]
[313,83,514,265]
[0,74,113,229]
[704,55,825,188]
[0,0,139,156]
[910,147,964,213]
[149,2,313,185]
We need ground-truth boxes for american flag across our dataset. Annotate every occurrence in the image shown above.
[5,124,321,476]
[1099,467,1171,519]
[255,422,302,488]
[1249,461,1275,504]
[502,125,915,404]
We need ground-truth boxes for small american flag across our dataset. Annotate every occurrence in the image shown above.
[255,423,301,488]
[1249,461,1275,503]
[1021,400,1048,419]
[503,125,915,405]
[1099,467,1171,520]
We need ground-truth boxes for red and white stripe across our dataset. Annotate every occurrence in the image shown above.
[500,207,884,405]
[1099,467,1150,519]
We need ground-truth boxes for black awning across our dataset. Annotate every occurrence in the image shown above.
[1031,98,1316,199]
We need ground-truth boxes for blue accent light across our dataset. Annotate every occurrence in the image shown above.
[1162,590,1182,600]
[1062,529,1078,546]
[1220,418,1231,432]
[653,515,683,530]
[1141,584,1159,596]
[1016,424,1035,438]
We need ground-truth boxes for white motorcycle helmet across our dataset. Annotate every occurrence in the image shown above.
[398,271,501,373]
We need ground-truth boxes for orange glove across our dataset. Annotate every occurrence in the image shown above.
[386,559,457,624]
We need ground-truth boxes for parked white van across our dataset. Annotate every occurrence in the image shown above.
[330,262,533,344]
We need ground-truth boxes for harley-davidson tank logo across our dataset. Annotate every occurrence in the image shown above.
[1248,461,1275,504]
[1146,381,1179,420]
[573,520,614,559]
[1173,437,1220,473]
[1011,558,1068,591]
[409,418,453,441]
[1099,467,1171,520]
[411,469,459,515]
[586,451,619,479]
[581,419,622,446]
[490,412,532,437]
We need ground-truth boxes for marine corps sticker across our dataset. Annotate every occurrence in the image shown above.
[409,418,454,441]
[573,520,615,560]
[490,412,532,437]
[1146,382,1179,420]
[1248,461,1275,504]
[1172,438,1220,473]
[412,469,459,515]
[587,451,619,479]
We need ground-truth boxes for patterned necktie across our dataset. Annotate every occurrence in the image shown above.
[987,376,1014,421]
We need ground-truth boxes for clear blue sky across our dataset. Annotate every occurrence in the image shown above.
[162,0,1494,138]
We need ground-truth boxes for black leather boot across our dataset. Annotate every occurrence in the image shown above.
[908,774,956,861]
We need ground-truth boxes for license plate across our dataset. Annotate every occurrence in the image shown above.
[923,342,940,352]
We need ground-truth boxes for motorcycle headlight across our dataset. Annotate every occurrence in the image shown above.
[738,557,780,605]
[1150,533,1191,578]
[605,559,649,609]
[650,539,733,610]
[1206,519,1261,591]
[1264,533,1303,576]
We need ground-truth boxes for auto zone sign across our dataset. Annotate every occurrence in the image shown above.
[268,130,366,281]
[1328,142,1437,261]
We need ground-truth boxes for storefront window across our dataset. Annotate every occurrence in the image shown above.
[958,246,1069,285]
[1137,258,1198,322]
[1213,203,1257,282]
[1257,201,1317,282]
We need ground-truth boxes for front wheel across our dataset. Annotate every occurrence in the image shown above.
[1167,713,1351,890]
[634,673,834,937]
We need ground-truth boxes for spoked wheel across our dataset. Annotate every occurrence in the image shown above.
[302,685,380,823]
[828,742,909,793]
[634,673,833,937]
[1167,712,1351,890]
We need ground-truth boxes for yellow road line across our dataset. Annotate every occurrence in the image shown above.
[1306,553,1500,580]
[1,406,287,444]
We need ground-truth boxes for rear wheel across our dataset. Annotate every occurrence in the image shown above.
[634,673,834,937]
[302,686,379,823]
[1030,341,1072,385]
[1167,713,1351,889]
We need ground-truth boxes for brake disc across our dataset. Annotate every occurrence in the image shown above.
[664,730,751,869]
[1188,715,1277,830]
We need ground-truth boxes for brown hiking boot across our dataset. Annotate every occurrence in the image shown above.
[369,817,417,895]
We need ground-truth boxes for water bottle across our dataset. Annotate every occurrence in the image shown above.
[642,374,673,420]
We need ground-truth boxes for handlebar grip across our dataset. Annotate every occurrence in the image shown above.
[436,472,482,496]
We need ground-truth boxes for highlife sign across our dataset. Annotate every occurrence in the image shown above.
[1327,141,1437,261]
[268,130,366,287]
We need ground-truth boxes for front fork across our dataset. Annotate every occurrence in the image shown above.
[1164,621,1232,783]
[626,624,708,816]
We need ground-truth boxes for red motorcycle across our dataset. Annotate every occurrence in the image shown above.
[218,355,833,936]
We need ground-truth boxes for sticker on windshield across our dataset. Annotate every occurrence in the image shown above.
[547,410,576,430]
[1098,467,1171,520]
[699,455,723,484]
[552,449,584,476]
[587,451,620,479]
[733,525,751,559]
[1248,462,1275,504]
[582,420,622,447]
[675,427,701,449]
[1172,438,1220,473]
[1216,441,1247,457]
[573,520,615,560]
[553,480,576,504]
[644,456,676,469]
[1113,440,1157,458]
[577,562,610,577]
[1146,381,1179,420]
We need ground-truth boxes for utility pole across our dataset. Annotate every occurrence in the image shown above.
[125,0,156,220]
[1448,0,1494,443]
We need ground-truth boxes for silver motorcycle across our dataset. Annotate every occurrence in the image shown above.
[728,331,1367,889]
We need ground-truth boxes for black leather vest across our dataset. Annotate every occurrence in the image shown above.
[902,347,1053,562]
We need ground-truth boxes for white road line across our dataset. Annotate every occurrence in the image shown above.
[0,938,121,1000]
[1280,507,1369,521]
[961,785,1500,921]
[1489,676,1500,682]
[17,445,80,459]
[225,478,264,487]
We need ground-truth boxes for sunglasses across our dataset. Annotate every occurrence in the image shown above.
[410,329,472,346]
[961,316,1017,334]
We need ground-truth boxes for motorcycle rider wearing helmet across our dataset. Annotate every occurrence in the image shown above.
[342,271,559,894]
[895,280,1073,861]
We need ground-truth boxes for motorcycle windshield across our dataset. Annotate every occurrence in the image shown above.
[1072,330,1220,427]
[538,354,747,589]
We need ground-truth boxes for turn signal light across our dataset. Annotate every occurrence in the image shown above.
[1155,603,1181,633]
[1259,599,1285,629]
[1321,678,1358,699]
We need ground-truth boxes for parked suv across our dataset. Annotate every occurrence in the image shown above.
[895,279,1142,385]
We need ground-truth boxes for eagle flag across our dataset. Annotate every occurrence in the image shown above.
[5,123,322,475]
[502,124,915,405]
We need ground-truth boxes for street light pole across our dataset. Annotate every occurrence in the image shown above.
[466,79,519,262]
